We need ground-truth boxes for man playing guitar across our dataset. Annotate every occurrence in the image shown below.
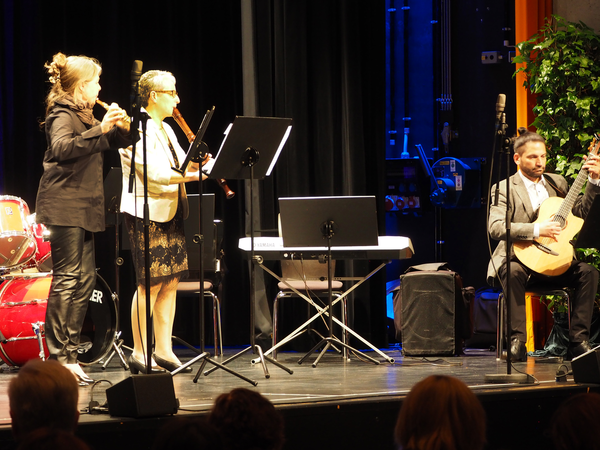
[488,129,600,362]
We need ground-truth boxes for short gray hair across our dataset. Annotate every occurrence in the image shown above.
[138,70,176,108]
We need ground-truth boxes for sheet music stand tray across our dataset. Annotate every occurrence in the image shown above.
[203,116,293,380]
[279,196,383,367]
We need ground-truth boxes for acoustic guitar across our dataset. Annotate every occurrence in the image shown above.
[513,136,600,276]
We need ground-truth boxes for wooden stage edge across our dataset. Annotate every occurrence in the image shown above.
[0,346,596,450]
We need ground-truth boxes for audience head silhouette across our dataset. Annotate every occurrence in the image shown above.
[15,427,90,450]
[395,375,486,450]
[550,392,600,450]
[208,388,284,450]
[8,359,79,442]
[152,417,222,450]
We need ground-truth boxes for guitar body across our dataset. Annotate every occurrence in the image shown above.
[513,197,584,276]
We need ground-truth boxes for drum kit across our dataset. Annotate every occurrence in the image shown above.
[0,195,125,368]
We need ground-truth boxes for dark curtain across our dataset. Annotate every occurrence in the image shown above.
[251,0,388,347]
[0,0,249,346]
[0,0,388,347]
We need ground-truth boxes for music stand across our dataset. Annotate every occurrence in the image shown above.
[167,115,257,385]
[279,196,381,367]
[202,116,293,380]
[172,193,216,357]
[97,167,130,370]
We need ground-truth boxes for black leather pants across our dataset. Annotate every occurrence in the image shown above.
[45,226,96,364]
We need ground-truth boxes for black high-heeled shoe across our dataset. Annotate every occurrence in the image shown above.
[153,353,192,373]
[128,356,166,375]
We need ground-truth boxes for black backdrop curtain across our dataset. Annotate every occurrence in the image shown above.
[0,0,388,348]
[249,0,388,347]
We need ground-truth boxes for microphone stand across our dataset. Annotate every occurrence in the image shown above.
[128,64,153,375]
[485,110,531,384]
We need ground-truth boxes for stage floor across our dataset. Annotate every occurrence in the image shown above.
[0,346,594,450]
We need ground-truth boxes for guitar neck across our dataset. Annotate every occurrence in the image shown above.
[554,163,590,227]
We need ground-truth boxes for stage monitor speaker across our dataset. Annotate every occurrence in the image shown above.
[106,374,179,418]
[399,268,467,356]
[572,347,600,384]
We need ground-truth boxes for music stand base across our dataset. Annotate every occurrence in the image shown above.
[203,345,294,379]
[298,337,380,367]
[167,336,257,386]
[484,373,534,384]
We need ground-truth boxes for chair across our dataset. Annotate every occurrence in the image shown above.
[496,276,571,359]
[271,259,348,360]
[174,194,224,357]
[176,275,224,357]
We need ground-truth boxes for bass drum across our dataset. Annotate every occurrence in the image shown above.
[0,273,117,367]
[78,275,118,365]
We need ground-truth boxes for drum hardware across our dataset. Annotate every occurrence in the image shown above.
[97,330,132,371]
[101,168,131,371]
[0,321,46,366]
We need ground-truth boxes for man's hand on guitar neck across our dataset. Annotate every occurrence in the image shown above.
[539,219,561,241]
[582,153,600,180]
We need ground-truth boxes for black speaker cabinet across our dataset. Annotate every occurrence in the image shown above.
[106,374,179,418]
[399,270,466,356]
[572,347,600,384]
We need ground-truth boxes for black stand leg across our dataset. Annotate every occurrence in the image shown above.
[172,139,256,386]
[204,151,293,380]
[296,227,379,368]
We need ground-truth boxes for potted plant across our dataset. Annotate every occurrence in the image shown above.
[514,15,600,353]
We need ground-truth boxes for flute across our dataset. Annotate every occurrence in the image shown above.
[95,99,130,123]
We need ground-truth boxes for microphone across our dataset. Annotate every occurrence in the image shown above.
[495,93,506,127]
[130,60,143,110]
[129,60,143,194]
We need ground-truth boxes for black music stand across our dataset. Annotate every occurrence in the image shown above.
[279,196,381,367]
[169,114,256,385]
[172,193,215,357]
[202,116,293,380]
[170,193,256,385]
[96,167,130,370]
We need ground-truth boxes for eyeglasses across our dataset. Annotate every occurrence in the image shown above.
[154,90,178,98]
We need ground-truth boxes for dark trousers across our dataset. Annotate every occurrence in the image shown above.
[498,258,598,344]
[45,226,96,364]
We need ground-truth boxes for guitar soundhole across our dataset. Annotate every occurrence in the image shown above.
[554,215,567,229]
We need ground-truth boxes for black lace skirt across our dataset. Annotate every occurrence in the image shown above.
[124,204,188,285]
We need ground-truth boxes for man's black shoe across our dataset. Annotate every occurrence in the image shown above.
[510,337,527,362]
[566,340,592,361]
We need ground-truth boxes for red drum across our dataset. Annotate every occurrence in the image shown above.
[0,196,36,268]
[0,273,117,367]
[27,214,52,272]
